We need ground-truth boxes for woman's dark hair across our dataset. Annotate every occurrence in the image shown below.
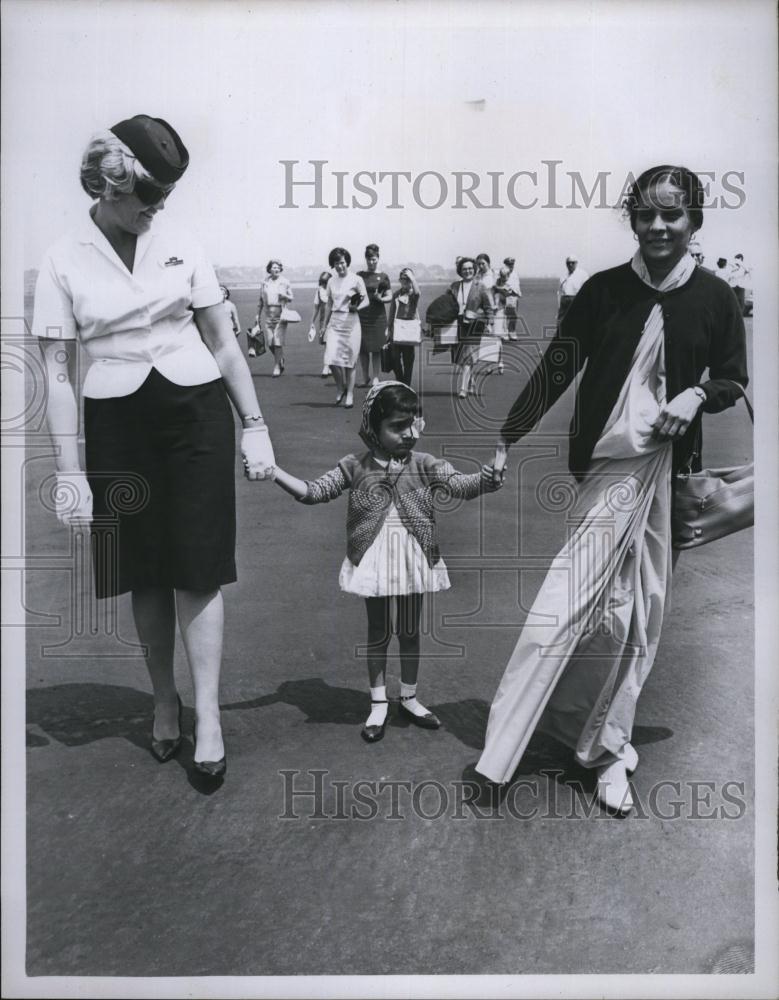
[365,243,380,257]
[318,271,331,285]
[456,256,476,277]
[328,247,351,267]
[476,253,491,266]
[623,165,704,232]
[219,284,230,300]
[266,258,283,273]
[369,384,420,434]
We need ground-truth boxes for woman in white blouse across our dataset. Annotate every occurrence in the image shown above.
[32,115,273,782]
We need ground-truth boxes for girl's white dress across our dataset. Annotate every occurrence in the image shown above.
[338,458,451,597]
[476,251,695,782]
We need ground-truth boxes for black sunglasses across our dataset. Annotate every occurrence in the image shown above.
[134,177,175,206]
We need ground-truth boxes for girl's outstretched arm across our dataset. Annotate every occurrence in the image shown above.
[273,461,351,504]
[272,467,309,500]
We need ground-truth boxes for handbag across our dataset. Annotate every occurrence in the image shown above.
[248,322,267,357]
[474,336,501,364]
[280,306,301,323]
[435,321,459,346]
[392,317,422,344]
[671,384,754,550]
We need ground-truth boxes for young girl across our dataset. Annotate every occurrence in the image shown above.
[271,382,502,742]
[309,271,331,377]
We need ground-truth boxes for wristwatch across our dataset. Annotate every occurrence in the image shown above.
[692,386,707,404]
[242,413,265,424]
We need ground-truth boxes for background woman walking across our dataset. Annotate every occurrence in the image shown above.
[256,259,293,377]
[357,243,392,386]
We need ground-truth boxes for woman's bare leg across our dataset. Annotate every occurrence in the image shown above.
[132,587,178,740]
[176,588,224,763]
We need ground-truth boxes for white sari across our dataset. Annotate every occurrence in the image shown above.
[476,251,697,782]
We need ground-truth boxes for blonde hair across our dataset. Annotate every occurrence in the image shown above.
[79,129,155,200]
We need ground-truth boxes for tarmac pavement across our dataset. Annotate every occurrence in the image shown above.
[22,286,755,977]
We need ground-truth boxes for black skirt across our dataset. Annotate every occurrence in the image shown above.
[84,369,237,599]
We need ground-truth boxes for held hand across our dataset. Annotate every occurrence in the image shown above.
[241,427,276,481]
[481,465,504,492]
[54,471,93,525]
[651,388,704,441]
[491,441,509,487]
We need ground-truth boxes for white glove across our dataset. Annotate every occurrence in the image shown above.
[54,471,93,525]
[307,325,317,343]
[241,426,276,481]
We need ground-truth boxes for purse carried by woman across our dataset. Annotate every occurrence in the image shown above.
[279,306,301,323]
[672,383,753,550]
[392,317,422,344]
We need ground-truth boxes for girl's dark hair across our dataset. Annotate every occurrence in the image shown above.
[476,253,491,266]
[329,246,351,267]
[623,165,705,232]
[266,258,283,273]
[365,243,380,257]
[456,256,476,276]
[318,271,331,285]
[219,284,230,300]
[369,384,420,434]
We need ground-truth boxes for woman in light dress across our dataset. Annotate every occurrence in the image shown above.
[256,259,294,377]
[322,247,369,409]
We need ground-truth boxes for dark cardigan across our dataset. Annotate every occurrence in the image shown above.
[501,262,748,478]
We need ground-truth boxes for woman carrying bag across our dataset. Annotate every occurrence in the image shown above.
[476,165,748,815]
[387,267,422,387]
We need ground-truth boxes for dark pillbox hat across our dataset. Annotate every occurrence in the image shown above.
[110,115,189,184]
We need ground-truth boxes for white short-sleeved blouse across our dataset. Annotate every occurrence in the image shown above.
[32,212,223,399]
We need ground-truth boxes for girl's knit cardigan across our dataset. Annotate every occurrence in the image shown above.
[299,450,486,567]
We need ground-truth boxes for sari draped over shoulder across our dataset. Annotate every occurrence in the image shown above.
[476,251,697,782]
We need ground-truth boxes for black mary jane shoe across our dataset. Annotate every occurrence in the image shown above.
[399,695,441,730]
[361,699,389,743]
[192,719,227,779]
[151,695,183,763]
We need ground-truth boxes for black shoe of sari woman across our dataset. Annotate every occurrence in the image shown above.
[151,695,183,763]
[399,695,441,729]
[361,699,389,743]
[192,719,227,778]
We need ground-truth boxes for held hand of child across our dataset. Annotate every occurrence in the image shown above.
[491,441,509,487]
[480,465,504,492]
[241,426,276,481]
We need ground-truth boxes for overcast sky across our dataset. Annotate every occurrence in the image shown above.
[4,0,776,276]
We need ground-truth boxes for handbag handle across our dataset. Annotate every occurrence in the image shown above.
[724,380,753,424]
[681,380,753,477]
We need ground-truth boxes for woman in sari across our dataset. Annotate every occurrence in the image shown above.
[476,165,748,814]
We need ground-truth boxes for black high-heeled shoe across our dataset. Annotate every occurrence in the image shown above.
[192,719,226,778]
[151,695,183,763]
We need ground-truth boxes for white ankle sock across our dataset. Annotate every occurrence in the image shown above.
[366,685,388,728]
[400,682,430,718]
